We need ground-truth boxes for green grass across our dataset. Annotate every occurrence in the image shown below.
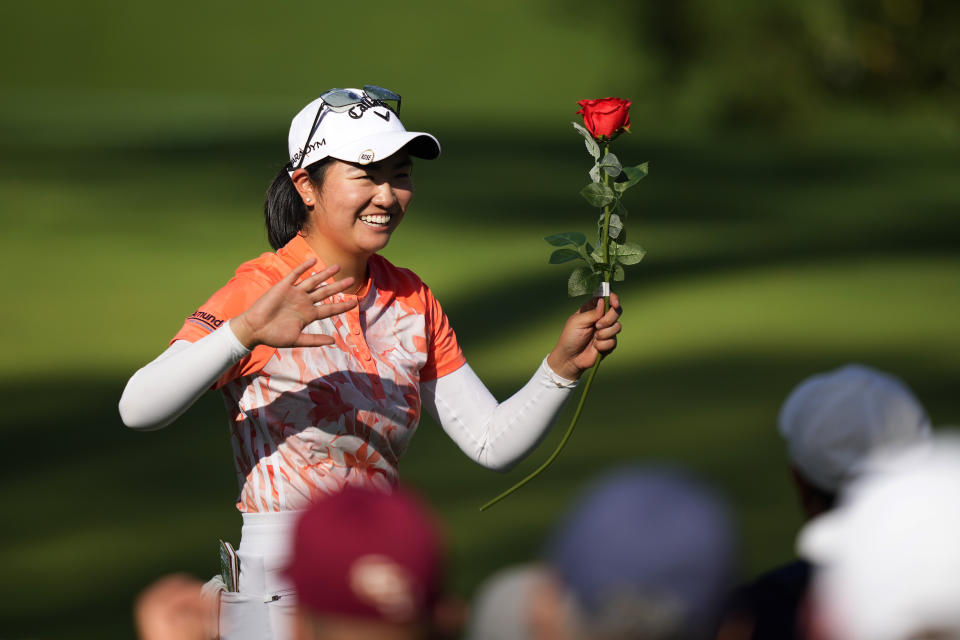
[2,105,959,637]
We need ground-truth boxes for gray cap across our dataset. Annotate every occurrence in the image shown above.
[778,364,931,492]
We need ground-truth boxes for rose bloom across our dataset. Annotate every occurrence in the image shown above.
[577,97,631,141]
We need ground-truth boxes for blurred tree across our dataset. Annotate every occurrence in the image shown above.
[811,0,960,99]
[563,0,960,129]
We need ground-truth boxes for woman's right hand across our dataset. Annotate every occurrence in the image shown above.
[230,259,358,349]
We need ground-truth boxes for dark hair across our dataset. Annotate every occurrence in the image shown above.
[263,158,335,250]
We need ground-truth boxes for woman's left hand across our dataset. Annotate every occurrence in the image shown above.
[546,292,623,381]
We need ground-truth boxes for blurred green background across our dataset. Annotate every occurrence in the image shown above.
[2,0,958,636]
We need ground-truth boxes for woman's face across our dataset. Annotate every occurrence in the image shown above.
[306,150,414,258]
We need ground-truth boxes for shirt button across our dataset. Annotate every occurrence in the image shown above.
[352,326,361,335]
[362,352,372,361]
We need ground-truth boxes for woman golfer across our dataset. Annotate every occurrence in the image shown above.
[120,85,622,639]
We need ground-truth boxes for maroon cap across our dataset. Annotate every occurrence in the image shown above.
[285,485,444,623]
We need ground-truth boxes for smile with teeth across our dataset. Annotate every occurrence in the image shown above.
[358,213,392,227]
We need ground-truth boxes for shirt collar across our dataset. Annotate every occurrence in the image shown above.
[277,234,374,300]
[277,233,326,269]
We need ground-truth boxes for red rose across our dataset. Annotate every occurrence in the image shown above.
[576,97,632,141]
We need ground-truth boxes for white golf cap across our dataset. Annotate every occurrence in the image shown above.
[798,433,960,640]
[287,87,440,173]
[778,364,931,492]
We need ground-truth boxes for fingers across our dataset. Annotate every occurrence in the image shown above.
[608,292,622,314]
[578,295,602,314]
[571,298,603,330]
[308,276,356,303]
[595,303,622,331]
[294,299,356,348]
[595,335,618,355]
[594,322,622,342]
[593,293,622,355]
[284,258,319,284]
[575,292,623,328]
[313,299,357,320]
[292,263,357,304]
[297,263,342,291]
[294,333,338,348]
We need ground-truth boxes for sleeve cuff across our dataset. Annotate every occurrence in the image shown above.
[540,355,579,389]
[222,319,252,360]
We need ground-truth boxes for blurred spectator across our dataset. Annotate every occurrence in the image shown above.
[284,485,449,640]
[722,364,931,639]
[466,563,566,640]
[135,573,217,640]
[798,432,960,640]
[468,466,738,640]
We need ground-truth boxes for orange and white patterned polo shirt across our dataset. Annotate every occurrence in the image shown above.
[172,235,465,513]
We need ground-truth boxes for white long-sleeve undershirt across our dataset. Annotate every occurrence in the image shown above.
[119,321,578,472]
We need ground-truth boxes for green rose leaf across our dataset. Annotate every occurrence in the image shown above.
[584,137,600,160]
[568,265,599,297]
[608,213,623,239]
[589,164,601,184]
[572,121,592,141]
[613,264,625,281]
[572,122,601,160]
[600,153,622,177]
[583,242,597,267]
[578,242,596,266]
[548,248,581,264]
[613,162,649,194]
[580,183,616,208]
[616,241,646,265]
[545,232,587,247]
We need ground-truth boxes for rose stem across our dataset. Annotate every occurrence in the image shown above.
[600,142,613,289]
[480,142,613,511]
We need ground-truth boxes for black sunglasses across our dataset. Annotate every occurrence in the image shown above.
[288,85,402,171]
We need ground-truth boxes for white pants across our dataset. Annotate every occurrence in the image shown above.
[215,510,304,640]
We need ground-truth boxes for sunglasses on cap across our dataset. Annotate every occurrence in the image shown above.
[289,85,402,171]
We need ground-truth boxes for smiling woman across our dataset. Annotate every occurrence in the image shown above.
[290,152,415,281]
[117,85,623,640]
